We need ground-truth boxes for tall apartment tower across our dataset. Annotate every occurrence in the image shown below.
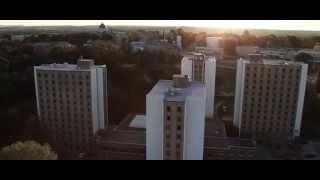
[146,75,206,160]
[34,58,108,157]
[233,58,308,139]
[181,53,216,118]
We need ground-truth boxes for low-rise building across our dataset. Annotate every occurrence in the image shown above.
[236,46,259,58]
[92,114,257,160]
[130,41,145,52]
[194,46,223,60]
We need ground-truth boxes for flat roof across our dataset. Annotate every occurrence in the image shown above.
[148,80,205,102]
[205,136,256,149]
[35,60,106,71]
[96,115,256,149]
[96,130,146,145]
[129,115,146,129]
[243,59,305,66]
[205,120,227,137]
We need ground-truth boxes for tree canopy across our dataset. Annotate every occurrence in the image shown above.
[295,52,314,64]
[0,141,58,160]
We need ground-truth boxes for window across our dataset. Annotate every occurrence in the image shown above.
[166,116,170,121]
[167,106,171,112]
[166,151,170,157]
[177,106,182,112]
[177,125,181,131]
[166,133,170,139]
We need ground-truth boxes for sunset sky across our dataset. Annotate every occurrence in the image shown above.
[0,20,320,31]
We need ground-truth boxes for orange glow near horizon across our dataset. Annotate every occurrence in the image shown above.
[0,20,320,31]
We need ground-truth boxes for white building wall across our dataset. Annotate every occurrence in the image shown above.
[204,57,216,118]
[207,37,222,49]
[90,69,99,134]
[233,59,246,129]
[183,94,206,160]
[294,64,308,137]
[96,66,106,130]
[146,94,164,160]
[181,57,193,81]
[34,68,41,117]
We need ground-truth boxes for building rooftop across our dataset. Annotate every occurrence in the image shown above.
[207,36,222,40]
[95,113,256,155]
[204,136,256,149]
[243,58,305,66]
[148,79,205,102]
[205,120,227,137]
[35,59,105,71]
[96,129,146,146]
[129,115,146,129]
[183,52,217,62]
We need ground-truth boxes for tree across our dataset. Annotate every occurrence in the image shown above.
[295,52,313,65]
[287,36,302,49]
[0,141,58,160]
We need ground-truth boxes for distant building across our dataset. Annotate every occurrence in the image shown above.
[236,46,259,58]
[52,41,75,49]
[177,35,182,50]
[146,75,206,160]
[194,46,223,60]
[11,34,30,42]
[181,53,216,118]
[130,41,145,52]
[313,42,320,51]
[207,37,223,49]
[34,58,108,158]
[234,59,308,140]
[258,48,296,61]
[247,53,264,61]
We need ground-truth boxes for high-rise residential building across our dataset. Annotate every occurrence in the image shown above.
[146,75,206,160]
[233,58,308,140]
[181,53,216,118]
[34,58,108,157]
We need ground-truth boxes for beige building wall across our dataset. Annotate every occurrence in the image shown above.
[163,101,185,160]
[34,60,107,157]
[234,60,307,140]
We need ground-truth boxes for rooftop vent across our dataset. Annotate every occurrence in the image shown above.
[173,74,190,88]
[77,58,95,69]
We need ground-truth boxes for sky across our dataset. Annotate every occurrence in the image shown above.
[0,20,320,31]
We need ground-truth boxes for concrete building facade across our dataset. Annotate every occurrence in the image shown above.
[181,53,216,118]
[233,58,308,140]
[34,58,107,157]
[146,75,206,160]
